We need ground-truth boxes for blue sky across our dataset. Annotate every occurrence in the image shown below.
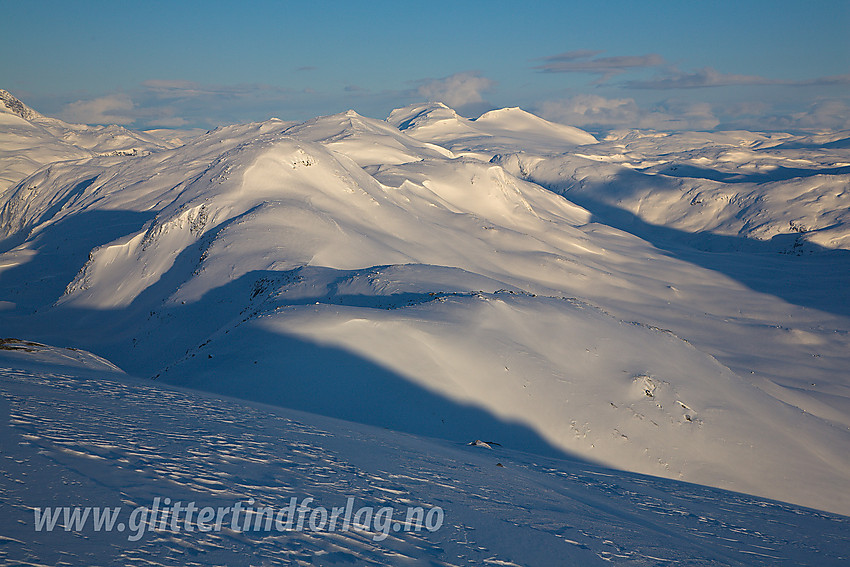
[2,0,848,132]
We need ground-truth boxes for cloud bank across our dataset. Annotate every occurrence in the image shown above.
[62,94,137,125]
[625,69,850,90]
[538,95,720,131]
[534,51,665,83]
[51,53,848,134]
[538,94,850,133]
[414,72,496,116]
[60,81,301,128]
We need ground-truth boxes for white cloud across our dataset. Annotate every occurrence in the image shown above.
[539,95,640,127]
[538,95,719,131]
[747,100,850,132]
[789,100,850,130]
[646,100,720,130]
[56,82,302,128]
[540,94,850,133]
[415,72,495,112]
[62,94,136,125]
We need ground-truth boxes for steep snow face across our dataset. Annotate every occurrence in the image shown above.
[0,89,174,195]
[2,102,850,516]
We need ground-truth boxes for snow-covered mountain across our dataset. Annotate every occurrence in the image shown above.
[491,128,850,252]
[0,89,176,195]
[1,93,849,563]
[389,102,598,159]
[396,103,850,251]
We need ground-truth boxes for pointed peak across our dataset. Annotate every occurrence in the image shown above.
[0,89,42,121]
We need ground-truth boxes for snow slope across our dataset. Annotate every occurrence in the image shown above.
[395,103,850,251]
[1,97,849,524]
[491,129,850,252]
[1,346,848,566]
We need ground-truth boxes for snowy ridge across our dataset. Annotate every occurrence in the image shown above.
[1,96,850,527]
[283,109,455,166]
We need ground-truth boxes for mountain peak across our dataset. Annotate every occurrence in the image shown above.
[387,102,462,132]
[471,106,598,145]
[0,89,41,121]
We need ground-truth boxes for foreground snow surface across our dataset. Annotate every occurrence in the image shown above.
[1,349,848,566]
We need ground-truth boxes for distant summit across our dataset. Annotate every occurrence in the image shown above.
[473,106,598,145]
[388,102,597,157]
[388,102,462,132]
[0,89,41,121]
[0,89,175,194]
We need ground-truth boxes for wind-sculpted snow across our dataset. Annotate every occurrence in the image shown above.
[1,97,850,523]
[1,350,848,566]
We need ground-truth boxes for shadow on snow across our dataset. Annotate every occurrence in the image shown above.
[0,209,576,461]
[537,169,850,319]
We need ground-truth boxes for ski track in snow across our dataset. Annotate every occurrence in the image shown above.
[1,364,848,566]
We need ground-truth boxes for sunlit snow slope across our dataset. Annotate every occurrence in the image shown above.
[1,95,849,519]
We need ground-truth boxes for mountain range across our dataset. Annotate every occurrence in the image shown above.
[1,89,849,565]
